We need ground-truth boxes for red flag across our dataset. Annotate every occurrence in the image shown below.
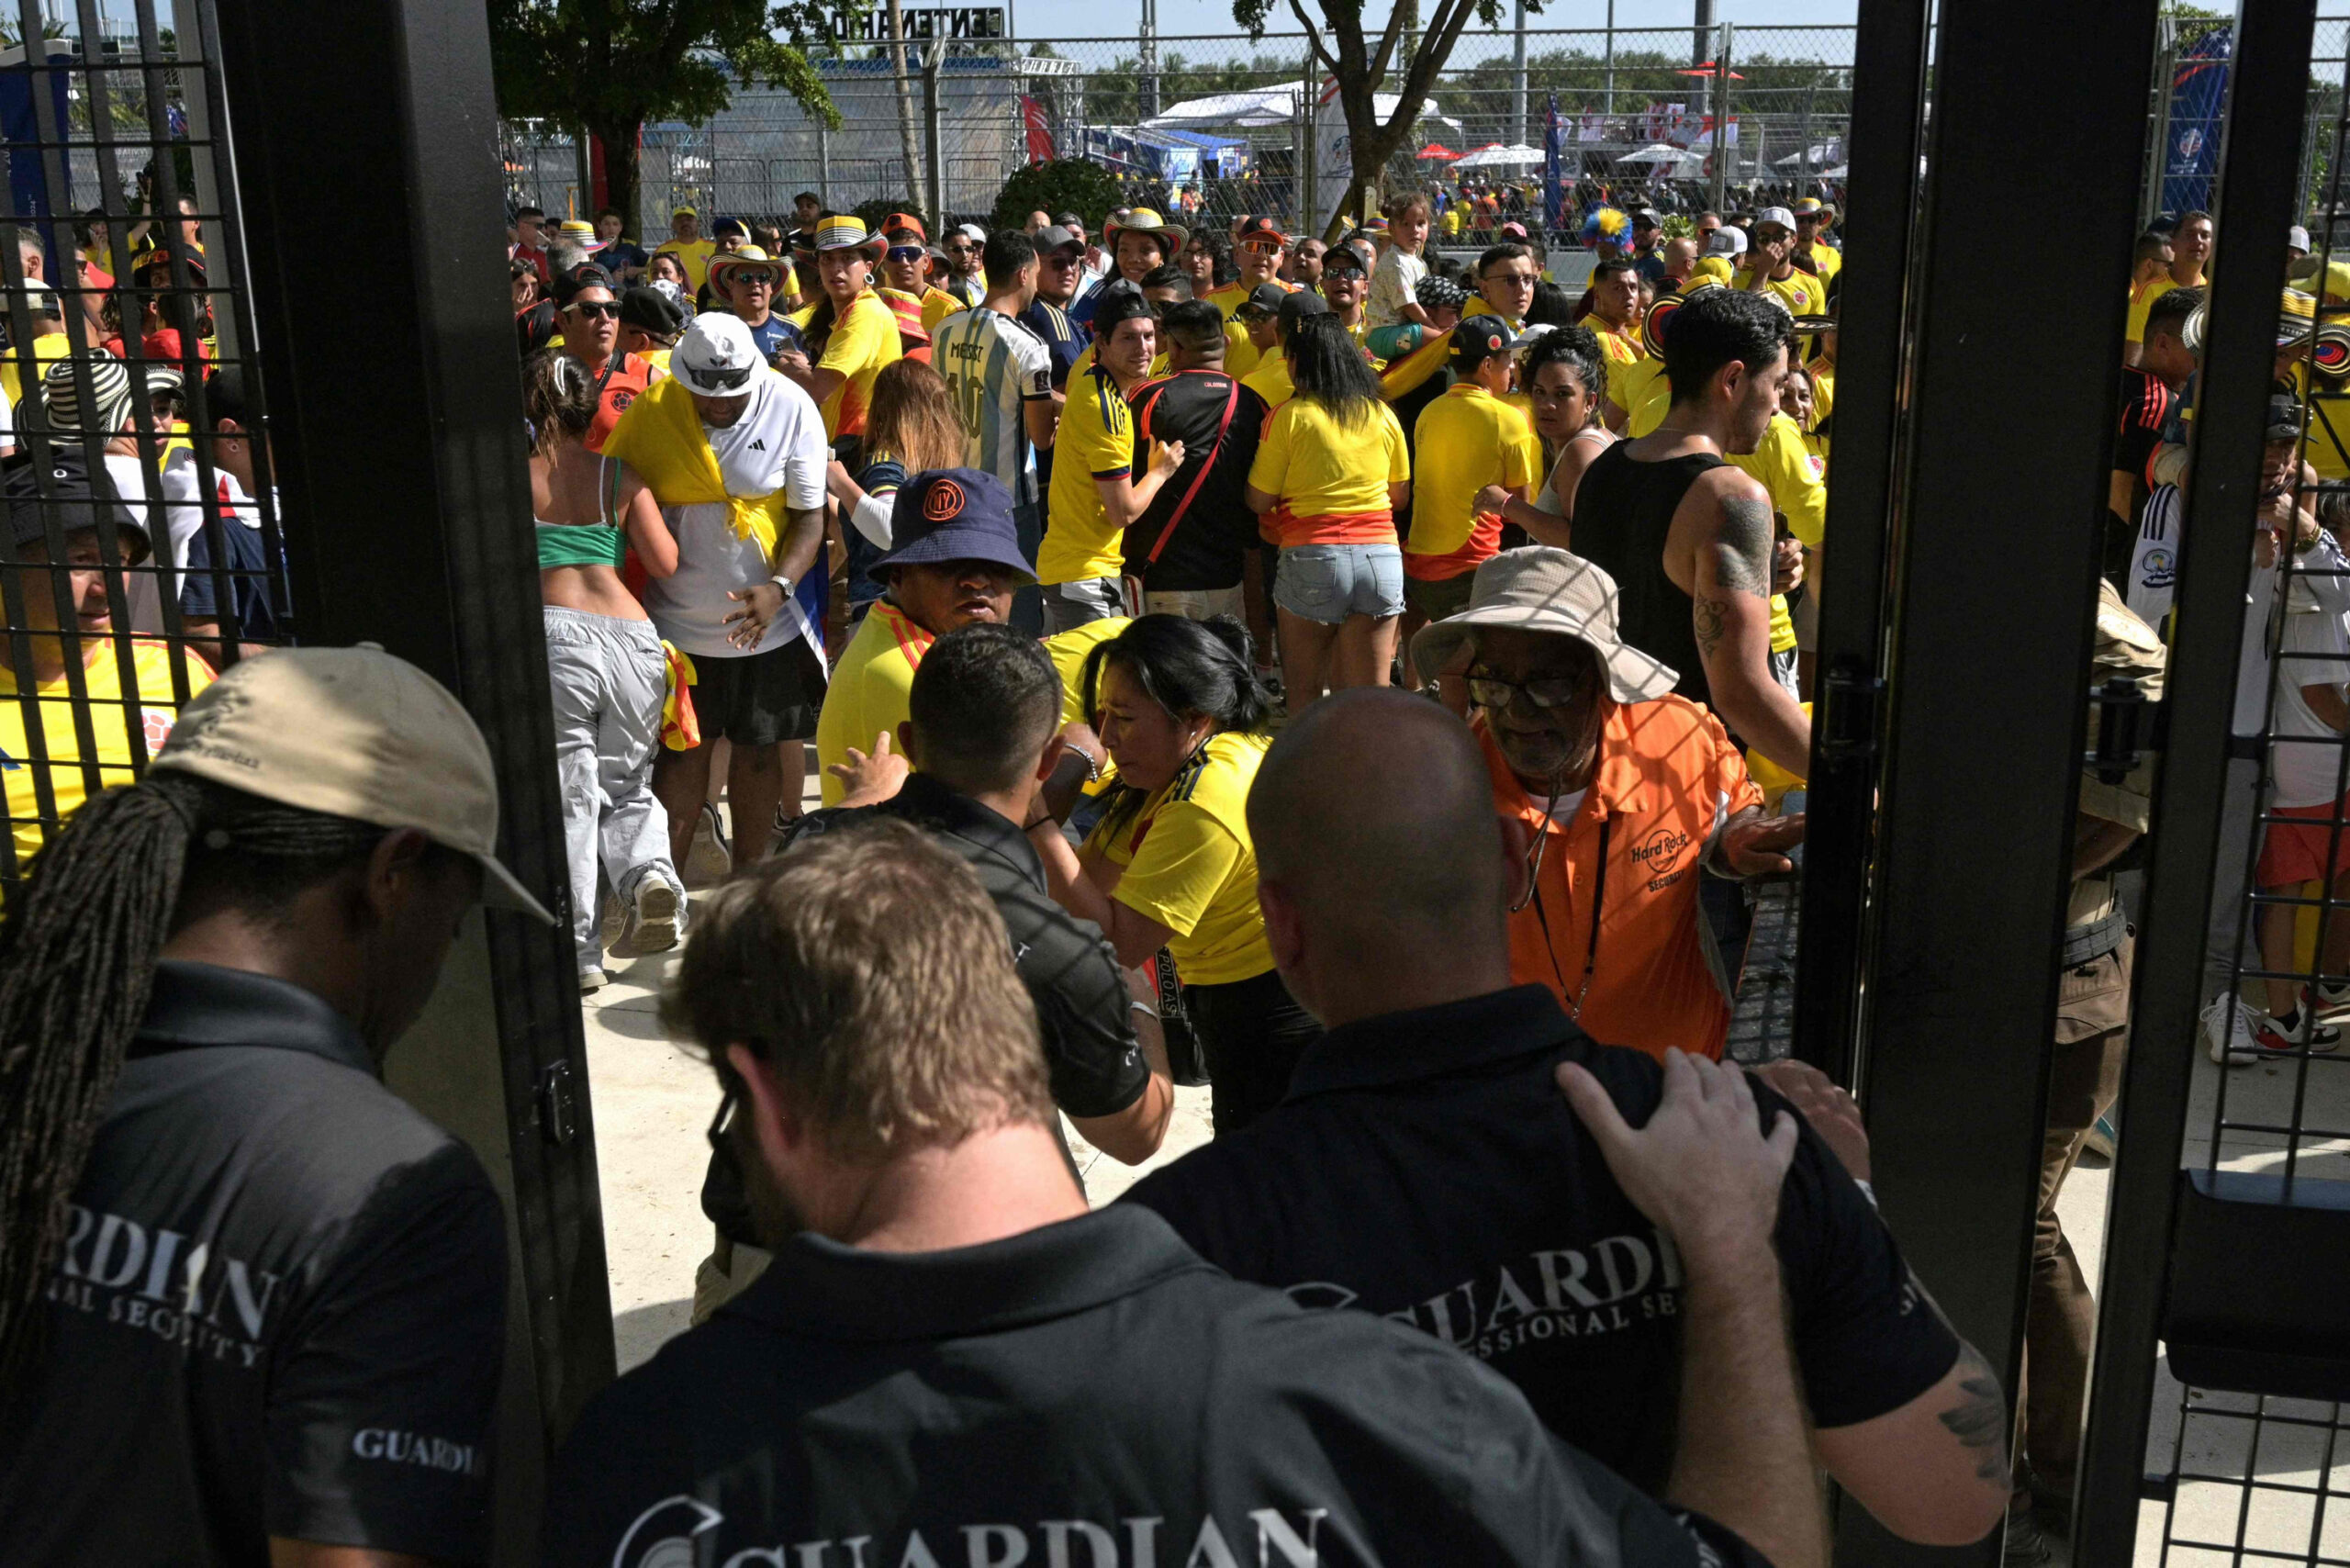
[1021,95,1056,164]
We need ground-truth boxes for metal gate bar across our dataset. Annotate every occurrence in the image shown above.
[1787,0,1930,1090]
[1832,0,2163,1562]
[2072,5,2322,1562]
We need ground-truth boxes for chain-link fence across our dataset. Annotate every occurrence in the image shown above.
[499,23,1856,246]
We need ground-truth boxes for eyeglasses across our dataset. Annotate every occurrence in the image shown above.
[565,300,620,319]
[1239,237,1283,255]
[946,243,974,255]
[886,245,926,263]
[1466,671,1586,711]
[689,362,755,391]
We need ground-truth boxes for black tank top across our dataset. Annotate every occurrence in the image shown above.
[1571,442,1727,704]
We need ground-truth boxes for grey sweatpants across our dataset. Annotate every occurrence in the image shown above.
[544,606,679,968]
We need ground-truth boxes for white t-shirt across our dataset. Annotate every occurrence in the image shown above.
[641,371,830,661]
[1366,247,1428,332]
[2269,599,2350,808]
[931,307,1052,506]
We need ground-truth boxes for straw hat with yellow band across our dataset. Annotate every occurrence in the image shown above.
[602,314,788,559]
[810,215,888,260]
[707,244,789,289]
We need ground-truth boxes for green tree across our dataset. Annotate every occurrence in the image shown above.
[1237,0,1543,239]
[489,0,845,235]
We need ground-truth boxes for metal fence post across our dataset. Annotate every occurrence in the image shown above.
[1300,46,1316,238]
[923,41,946,223]
[817,118,831,207]
[1712,21,1733,214]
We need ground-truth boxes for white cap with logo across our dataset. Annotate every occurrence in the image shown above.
[151,644,556,924]
[1753,206,1797,235]
[673,312,766,398]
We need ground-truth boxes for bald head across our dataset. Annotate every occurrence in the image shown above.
[1250,691,1512,1000]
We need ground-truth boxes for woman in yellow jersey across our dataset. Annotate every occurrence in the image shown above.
[1245,314,1411,706]
[1027,614,1314,1134]
[524,351,686,988]
[779,217,901,454]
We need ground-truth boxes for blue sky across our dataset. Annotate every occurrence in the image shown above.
[1007,0,1860,43]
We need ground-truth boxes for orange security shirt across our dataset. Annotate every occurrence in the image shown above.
[1479,699,1762,1060]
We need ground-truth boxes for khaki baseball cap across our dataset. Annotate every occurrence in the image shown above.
[150,644,556,924]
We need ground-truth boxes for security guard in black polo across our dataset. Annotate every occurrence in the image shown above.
[697,623,1170,1315]
[0,646,555,1564]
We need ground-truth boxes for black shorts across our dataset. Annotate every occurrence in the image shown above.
[691,637,825,747]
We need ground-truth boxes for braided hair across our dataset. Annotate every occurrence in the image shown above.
[0,772,423,1383]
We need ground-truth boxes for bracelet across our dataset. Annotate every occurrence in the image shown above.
[1129,1000,1160,1019]
[1078,748,1103,782]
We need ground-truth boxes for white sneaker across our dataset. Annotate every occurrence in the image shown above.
[2202,993,2262,1066]
[622,877,683,956]
[579,965,610,994]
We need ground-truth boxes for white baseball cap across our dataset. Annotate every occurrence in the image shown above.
[673,312,765,397]
[1707,226,1748,257]
[2289,225,2313,252]
[151,644,556,924]
[1753,206,1797,235]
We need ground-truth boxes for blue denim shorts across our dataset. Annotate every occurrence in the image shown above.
[1273,543,1405,625]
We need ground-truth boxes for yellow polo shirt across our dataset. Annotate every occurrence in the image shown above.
[1044,616,1132,726]
[1247,395,1409,546]
[1406,384,1539,580]
[1732,267,1827,319]
[3,638,211,876]
[1085,728,1275,985]
[813,601,934,806]
[1040,364,1135,585]
[2124,277,2180,348]
[920,285,967,335]
[791,289,902,441]
[1240,355,1294,412]
[652,237,718,293]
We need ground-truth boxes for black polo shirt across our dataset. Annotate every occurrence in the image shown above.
[1123,368,1268,592]
[703,776,1149,1242]
[0,961,507,1566]
[543,1204,1767,1567]
[1125,985,1961,1493]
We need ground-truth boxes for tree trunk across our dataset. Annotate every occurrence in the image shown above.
[888,0,924,218]
[589,116,644,241]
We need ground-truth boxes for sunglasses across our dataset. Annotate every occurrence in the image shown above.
[886,245,926,263]
[690,362,755,391]
[1240,237,1283,254]
[565,300,620,319]
[946,243,974,255]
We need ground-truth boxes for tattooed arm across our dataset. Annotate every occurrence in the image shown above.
[1810,1338,2012,1545]
[1690,472,1814,776]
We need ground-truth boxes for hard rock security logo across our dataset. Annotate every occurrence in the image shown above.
[1630,825,1693,890]
[610,1494,1335,1568]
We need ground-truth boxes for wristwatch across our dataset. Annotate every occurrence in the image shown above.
[768,573,794,599]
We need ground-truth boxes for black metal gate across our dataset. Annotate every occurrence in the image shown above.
[0,2,615,1559]
[1796,0,2350,1562]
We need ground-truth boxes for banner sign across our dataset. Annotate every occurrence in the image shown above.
[828,7,1005,41]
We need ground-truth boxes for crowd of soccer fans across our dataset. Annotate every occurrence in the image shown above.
[0,162,2323,1568]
